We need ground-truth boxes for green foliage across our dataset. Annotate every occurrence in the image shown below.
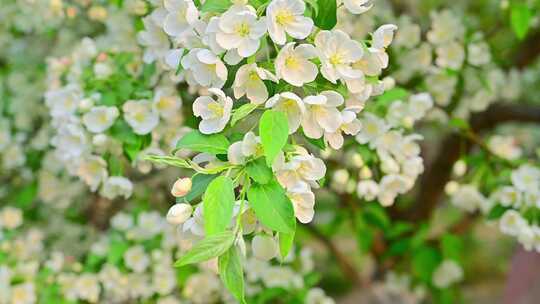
[314,0,337,30]
[247,179,296,234]
[203,176,236,235]
[200,0,232,13]
[231,103,259,127]
[510,3,531,40]
[246,158,273,184]
[219,246,246,304]
[181,174,218,202]
[174,130,230,155]
[412,246,442,284]
[441,234,463,262]
[107,239,129,266]
[259,110,289,166]
[175,231,235,267]
[109,120,152,161]
[278,230,295,259]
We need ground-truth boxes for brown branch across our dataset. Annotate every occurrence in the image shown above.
[397,102,540,222]
[514,30,540,69]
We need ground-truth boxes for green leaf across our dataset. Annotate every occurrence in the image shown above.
[448,118,470,130]
[278,230,295,259]
[246,158,273,184]
[15,182,37,209]
[362,203,390,230]
[144,155,191,169]
[218,246,246,304]
[200,0,232,13]
[231,103,259,127]
[441,234,463,262]
[511,3,531,40]
[259,110,288,166]
[247,179,296,233]
[305,0,319,16]
[107,240,129,266]
[412,246,442,283]
[487,204,511,220]
[203,176,236,235]
[314,0,337,30]
[175,231,235,267]
[181,174,218,202]
[174,130,230,155]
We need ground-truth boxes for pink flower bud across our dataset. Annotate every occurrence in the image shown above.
[171,177,192,197]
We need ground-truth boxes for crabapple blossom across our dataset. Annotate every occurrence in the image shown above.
[192,88,233,134]
[275,42,318,86]
[266,0,313,45]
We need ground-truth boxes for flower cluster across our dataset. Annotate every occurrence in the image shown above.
[0,206,331,304]
[45,36,186,199]
[389,10,522,120]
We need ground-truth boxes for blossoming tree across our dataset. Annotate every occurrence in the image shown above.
[1,0,540,303]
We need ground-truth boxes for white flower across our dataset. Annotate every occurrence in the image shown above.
[435,41,465,70]
[488,135,522,160]
[138,16,170,63]
[315,30,364,92]
[467,41,491,66]
[10,282,36,304]
[305,287,335,304]
[77,156,108,192]
[450,184,487,213]
[275,42,318,86]
[233,63,277,104]
[111,212,134,231]
[45,84,82,118]
[494,186,522,208]
[0,207,23,230]
[192,88,233,134]
[353,47,388,77]
[266,0,313,45]
[124,245,150,273]
[162,0,199,37]
[432,260,463,288]
[427,10,464,45]
[265,92,305,133]
[302,91,344,139]
[167,203,193,224]
[343,0,372,14]
[274,153,326,190]
[153,87,182,120]
[371,24,398,50]
[355,113,389,146]
[227,132,261,165]
[181,48,228,88]
[75,274,100,303]
[101,176,133,199]
[171,177,192,197]
[252,234,278,261]
[356,180,379,201]
[511,164,540,193]
[82,106,119,133]
[324,110,362,149]
[288,183,315,223]
[216,5,267,57]
[378,174,411,206]
[123,99,160,135]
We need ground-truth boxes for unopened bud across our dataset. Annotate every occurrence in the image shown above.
[445,181,459,195]
[171,177,192,197]
[252,234,277,261]
[453,160,467,177]
[166,203,193,225]
[360,166,372,179]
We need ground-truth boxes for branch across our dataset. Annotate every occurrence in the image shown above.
[398,102,540,221]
